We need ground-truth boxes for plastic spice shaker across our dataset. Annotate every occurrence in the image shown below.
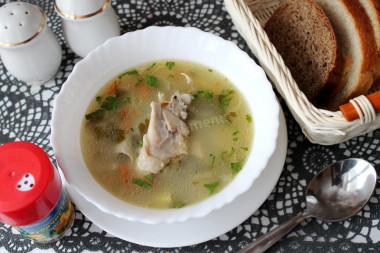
[54,0,120,58]
[0,2,62,85]
[0,141,74,243]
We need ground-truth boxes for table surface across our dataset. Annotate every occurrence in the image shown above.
[0,0,379,252]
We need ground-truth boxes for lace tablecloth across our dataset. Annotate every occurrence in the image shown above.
[0,0,379,252]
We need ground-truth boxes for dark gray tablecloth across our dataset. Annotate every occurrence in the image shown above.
[0,0,379,252]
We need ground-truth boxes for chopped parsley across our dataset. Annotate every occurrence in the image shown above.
[101,96,127,112]
[241,147,249,151]
[137,140,143,147]
[246,114,252,123]
[218,89,235,112]
[166,61,175,69]
[192,90,214,103]
[85,109,105,122]
[147,63,156,71]
[224,122,238,131]
[231,162,242,175]
[170,203,185,209]
[85,94,130,122]
[204,181,220,194]
[96,96,102,104]
[233,137,239,142]
[227,147,235,157]
[221,89,235,96]
[130,128,134,132]
[118,69,138,79]
[145,74,159,87]
[209,154,216,166]
[208,69,213,72]
[233,131,239,136]
[135,76,143,87]
[132,178,152,189]
[144,174,153,182]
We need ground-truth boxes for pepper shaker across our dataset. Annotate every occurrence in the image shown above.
[0,141,74,243]
[54,0,120,58]
[0,2,62,85]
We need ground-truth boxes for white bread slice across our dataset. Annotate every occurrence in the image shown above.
[358,0,380,90]
[314,0,378,110]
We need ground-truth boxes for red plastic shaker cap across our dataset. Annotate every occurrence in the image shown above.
[0,141,62,226]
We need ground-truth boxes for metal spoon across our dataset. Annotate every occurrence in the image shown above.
[239,158,377,253]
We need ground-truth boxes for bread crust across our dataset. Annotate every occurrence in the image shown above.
[341,0,377,99]
[316,0,378,110]
[361,0,380,90]
[369,0,380,51]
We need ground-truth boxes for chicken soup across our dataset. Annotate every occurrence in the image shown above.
[81,60,253,209]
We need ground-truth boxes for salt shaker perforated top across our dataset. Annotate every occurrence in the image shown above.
[0,2,62,85]
[55,0,120,58]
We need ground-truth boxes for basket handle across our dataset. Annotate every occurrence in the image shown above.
[339,90,380,123]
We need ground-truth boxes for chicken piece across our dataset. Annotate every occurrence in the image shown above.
[137,93,191,173]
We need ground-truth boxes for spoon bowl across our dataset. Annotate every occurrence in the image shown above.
[306,158,376,222]
[240,158,377,253]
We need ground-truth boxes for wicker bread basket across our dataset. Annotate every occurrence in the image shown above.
[224,0,380,145]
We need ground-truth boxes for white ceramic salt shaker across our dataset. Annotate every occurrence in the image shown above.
[54,0,120,58]
[0,2,62,85]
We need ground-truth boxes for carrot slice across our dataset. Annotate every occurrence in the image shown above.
[107,79,121,95]
[118,164,132,182]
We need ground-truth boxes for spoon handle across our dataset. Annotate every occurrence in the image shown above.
[239,212,310,253]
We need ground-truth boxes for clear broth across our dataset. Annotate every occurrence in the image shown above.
[81,60,253,209]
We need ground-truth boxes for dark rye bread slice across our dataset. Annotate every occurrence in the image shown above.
[264,0,341,101]
[314,0,378,110]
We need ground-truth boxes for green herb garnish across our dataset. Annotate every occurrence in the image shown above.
[130,128,134,132]
[218,89,234,112]
[101,96,127,112]
[227,147,235,157]
[132,178,152,189]
[145,75,159,87]
[85,109,105,122]
[96,96,102,104]
[208,69,213,72]
[192,90,214,103]
[170,203,185,209]
[231,162,242,175]
[147,63,156,71]
[233,137,238,142]
[204,181,220,194]
[246,114,252,123]
[225,122,238,131]
[166,61,175,69]
[233,131,239,136]
[135,76,143,87]
[221,89,235,96]
[137,140,143,147]
[209,154,216,166]
[241,147,249,151]
[118,69,138,79]
[144,174,153,182]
